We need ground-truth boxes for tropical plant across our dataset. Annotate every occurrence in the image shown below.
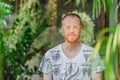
[0,1,12,80]
[92,0,120,80]
[4,0,48,79]
[0,1,11,28]
[95,24,120,80]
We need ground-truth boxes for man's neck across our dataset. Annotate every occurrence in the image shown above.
[62,41,81,51]
[61,41,82,59]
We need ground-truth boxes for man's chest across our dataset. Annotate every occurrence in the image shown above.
[51,59,91,80]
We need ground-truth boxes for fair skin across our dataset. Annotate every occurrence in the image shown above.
[43,74,52,80]
[43,15,103,80]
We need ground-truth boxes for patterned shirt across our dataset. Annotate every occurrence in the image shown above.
[39,43,105,80]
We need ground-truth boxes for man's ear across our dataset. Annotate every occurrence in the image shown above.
[79,26,82,32]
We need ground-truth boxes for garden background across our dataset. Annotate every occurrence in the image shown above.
[0,0,120,80]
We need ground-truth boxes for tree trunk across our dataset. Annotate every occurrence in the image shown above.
[118,0,120,23]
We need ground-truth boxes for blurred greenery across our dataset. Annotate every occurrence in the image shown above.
[0,33,4,80]
[95,24,120,80]
[92,0,119,80]
[4,0,49,79]
[0,1,12,80]
[0,0,119,80]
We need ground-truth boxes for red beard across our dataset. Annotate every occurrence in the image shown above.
[64,33,80,43]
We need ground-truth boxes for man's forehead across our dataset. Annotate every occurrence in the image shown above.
[62,16,80,25]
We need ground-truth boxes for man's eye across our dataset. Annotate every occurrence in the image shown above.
[65,26,70,29]
[74,26,78,29]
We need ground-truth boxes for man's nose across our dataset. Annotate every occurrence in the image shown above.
[69,27,74,32]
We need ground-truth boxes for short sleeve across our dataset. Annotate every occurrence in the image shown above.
[90,53,105,74]
[38,52,53,75]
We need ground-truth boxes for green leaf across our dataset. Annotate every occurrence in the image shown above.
[9,0,15,2]
[105,35,113,80]
[16,67,22,75]
[92,0,102,18]
[2,19,6,26]
[102,0,106,12]
[92,0,96,19]
[117,24,120,49]
[112,25,119,52]
[97,0,101,16]
[0,19,6,27]
[5,29,13,40]
[81,0,87,8]
[64,0,72,5]
[105,34,113,63]
[75,0,81,7]
[107,0,113,6]
[0,33,3,49]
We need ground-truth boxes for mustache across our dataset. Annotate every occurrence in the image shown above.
[67,34,78,36]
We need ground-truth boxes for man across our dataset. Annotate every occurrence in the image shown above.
[39,13,105,80]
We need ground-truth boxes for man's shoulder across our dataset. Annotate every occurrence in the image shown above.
[82,43,94,50]
[45,44,61,55]
[82,44,99,60]
[81,43,97,54]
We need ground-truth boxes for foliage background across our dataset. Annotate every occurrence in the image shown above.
[0,0,119,80]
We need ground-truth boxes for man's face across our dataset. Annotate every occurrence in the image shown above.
[62,16,82,43]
